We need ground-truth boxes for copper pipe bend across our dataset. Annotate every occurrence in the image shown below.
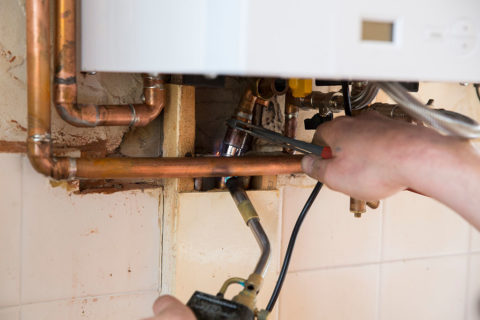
[54,0,164,127]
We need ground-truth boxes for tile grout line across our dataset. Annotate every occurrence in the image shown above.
[463,226,473,320]
[288,250,472,275]
[376,199,388,320]
[19,155,24,319]
[277,186,285,320]
[159,189,165,294]
[3,289,158,309]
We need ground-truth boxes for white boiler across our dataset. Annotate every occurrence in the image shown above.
[81,0,480,82]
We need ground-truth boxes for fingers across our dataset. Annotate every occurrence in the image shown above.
[153,295,179,315]
[312,116,351,147]
[312,120,335,146]
[301,155,331,182]
[151,295,196,320]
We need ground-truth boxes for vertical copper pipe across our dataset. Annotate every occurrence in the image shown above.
[27,0,51,138]
[221,89,258,157]
[284,92,299,154]
[54,0,165,127]
[27,0,72,179]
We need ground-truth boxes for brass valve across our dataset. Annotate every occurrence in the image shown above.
[350,198,380,218]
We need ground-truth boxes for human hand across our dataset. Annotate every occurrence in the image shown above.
[301,111,457,200]
[144,295,196,320]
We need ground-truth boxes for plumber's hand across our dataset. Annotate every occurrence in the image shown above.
[144,295,196,320]
[301,111,450,200]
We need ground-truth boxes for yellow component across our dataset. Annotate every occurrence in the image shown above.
[237,200,259,225]
[288,78,313,98]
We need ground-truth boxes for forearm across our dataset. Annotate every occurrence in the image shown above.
[401,137,480,230]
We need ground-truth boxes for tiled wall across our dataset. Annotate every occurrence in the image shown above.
[279,183,480,320]
[0,154,162,319]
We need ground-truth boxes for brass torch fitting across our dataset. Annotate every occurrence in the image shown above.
[233,273,264,311]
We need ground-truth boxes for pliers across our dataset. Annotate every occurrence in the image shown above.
[226,119,332,159]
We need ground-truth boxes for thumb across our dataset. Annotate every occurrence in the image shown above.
[301,155,331,182]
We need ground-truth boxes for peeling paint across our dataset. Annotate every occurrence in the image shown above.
[10,119,26,132]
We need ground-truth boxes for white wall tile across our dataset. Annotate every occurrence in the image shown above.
[279,265,378,320]
[472,228,480,252]
[0,306,19,320]
[21,291,158,320]
[383,192,470,260]
[21,159,161,303]
[281,186,382,271]
[468,254,480,320]
[0,154,22,307]
[380,255,468,320]
[174,191,281,314]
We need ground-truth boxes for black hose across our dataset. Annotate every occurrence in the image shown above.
[342,81,352,116]
[266,182,323,312]
[475,84,480,103]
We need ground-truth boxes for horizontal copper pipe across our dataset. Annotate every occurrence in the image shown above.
[75,155,303,179]
[54,0,164,127]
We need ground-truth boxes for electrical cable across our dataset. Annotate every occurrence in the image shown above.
[342,81,353,116]
[265,182,323,312]
[475,84,480,103]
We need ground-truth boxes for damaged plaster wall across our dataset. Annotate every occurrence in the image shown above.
[0,0,146,154]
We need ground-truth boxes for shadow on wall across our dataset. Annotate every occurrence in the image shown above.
[477,295,480,317]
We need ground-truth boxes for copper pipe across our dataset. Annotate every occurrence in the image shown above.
[27,0,72,179]
[75,156,303,179]
[254,78,288,100]
[283,92,299,154]
[54,0,165,127]
[222,89,258,157]
[26,0,302,180]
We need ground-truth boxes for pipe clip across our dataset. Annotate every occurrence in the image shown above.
[129,104,139,127]
[28,133,52,143]
[236,111,253,121]
[68,158,77,180]
[286,112,299,120]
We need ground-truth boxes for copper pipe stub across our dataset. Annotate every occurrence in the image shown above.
[254,78,288,100]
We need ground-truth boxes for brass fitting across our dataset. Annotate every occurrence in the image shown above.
[350,198,381,217]
[237,200,260,225]
[233,273,264,311]
[217,277,246,298]
[350,198,366,218]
